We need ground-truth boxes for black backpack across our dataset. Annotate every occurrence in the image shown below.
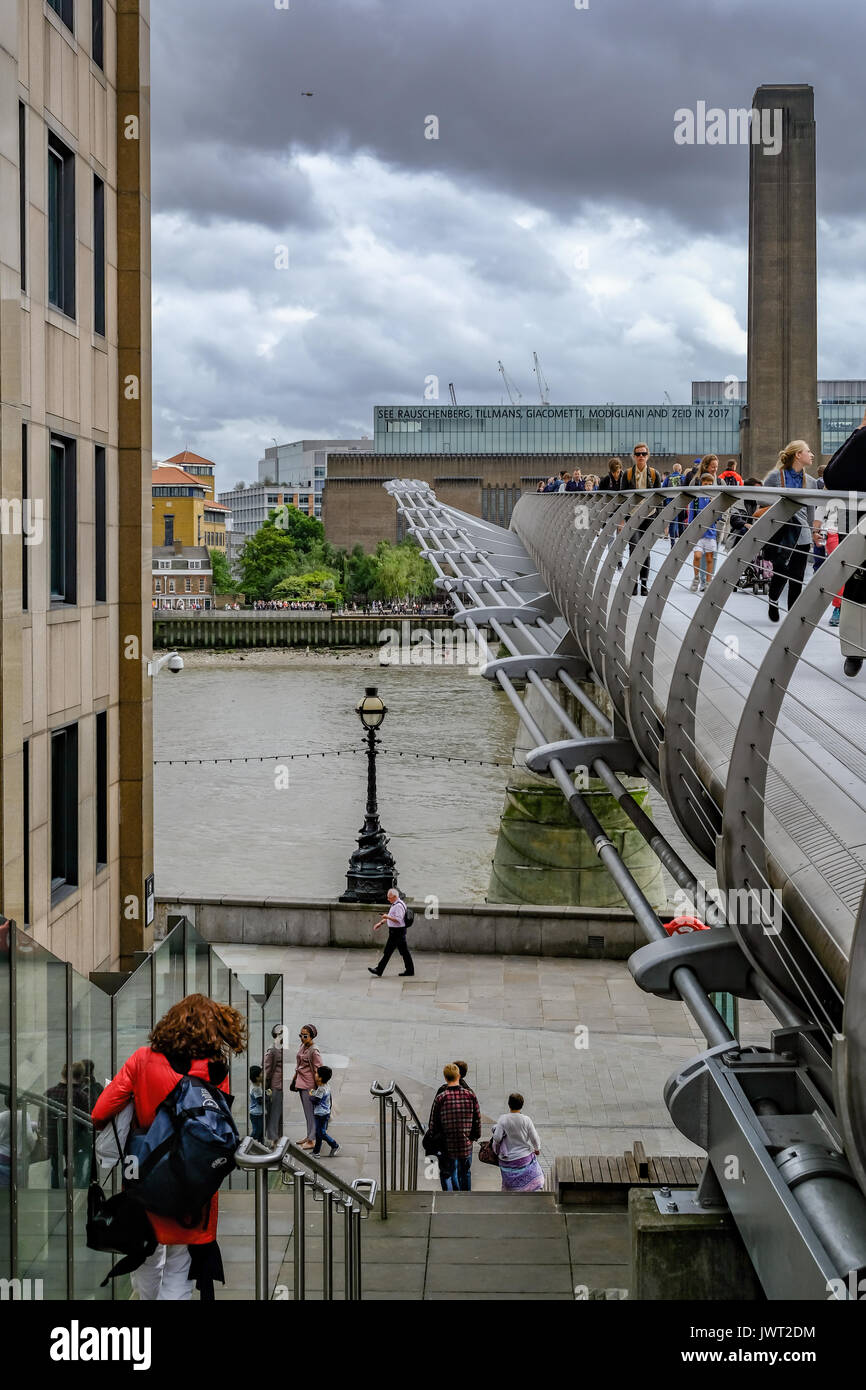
[87,1141,158,1284]
[399,895,415,927]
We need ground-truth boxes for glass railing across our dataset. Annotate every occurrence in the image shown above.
[0,914,282,1299]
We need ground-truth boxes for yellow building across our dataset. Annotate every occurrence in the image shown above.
[165,448,216,501]
[152,463,228,551]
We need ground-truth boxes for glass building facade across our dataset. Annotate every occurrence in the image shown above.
[375,388,866,458]
[0,916,281,1299]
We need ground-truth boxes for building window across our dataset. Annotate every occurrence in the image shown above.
[22,423,28,611]
[49,436,77,604]
[48,133,75,317]
[92,0,104,68]
[164,514,174,546]
[96,711,107,870]
[93,175,105,335]
[50,724,78,900]
[184,577,191,593]
[94,445,106,601]
[154,579,162,593]
[48,0,74,29]
[19,103,26,292]
[197,578,203,592]
[168,579,175,594]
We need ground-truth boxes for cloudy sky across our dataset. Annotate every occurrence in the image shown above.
[150,0,866,488]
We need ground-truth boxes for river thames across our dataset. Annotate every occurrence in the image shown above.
[154,650,517,902]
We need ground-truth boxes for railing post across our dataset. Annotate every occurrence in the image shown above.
[409,1127,419,1191]
[293,1170,306,1301]
[378,1091,388,1219]
[254,1165,269,1300]
[342,1198,354,1299]
[322,1189,334,1301]
[399,1112,407,1191]
[352,1205,363,1301]
[389,1097,397,1192]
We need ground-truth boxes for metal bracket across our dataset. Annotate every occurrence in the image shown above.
[481,654,590,683]
[452,605,542,627]
[435,575,542,595]
[629,926,761,1001]
[651,1187,727,1216]
[525,736,642,775]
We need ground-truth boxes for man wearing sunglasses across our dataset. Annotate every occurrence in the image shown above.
[619,444,663,596]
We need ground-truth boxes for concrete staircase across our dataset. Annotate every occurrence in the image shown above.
[265,1189,630,1301]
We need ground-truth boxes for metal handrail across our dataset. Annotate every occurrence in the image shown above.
[235,1136,378,1300]
[370,1080,425,1217]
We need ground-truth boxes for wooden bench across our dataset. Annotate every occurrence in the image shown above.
[555,1144,705,1206]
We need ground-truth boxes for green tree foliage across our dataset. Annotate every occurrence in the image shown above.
[209,548,237,594]
[345,540,436,601]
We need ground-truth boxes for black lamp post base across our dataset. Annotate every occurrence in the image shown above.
[339,873,397,904]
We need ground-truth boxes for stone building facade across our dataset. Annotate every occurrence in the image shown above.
[0,0,152,973]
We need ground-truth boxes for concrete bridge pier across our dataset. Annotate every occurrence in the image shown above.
[487,673,666,911]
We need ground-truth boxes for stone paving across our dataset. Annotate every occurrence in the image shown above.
[219,941,776,1187]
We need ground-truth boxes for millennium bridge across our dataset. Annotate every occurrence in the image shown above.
[385,475,866,1301]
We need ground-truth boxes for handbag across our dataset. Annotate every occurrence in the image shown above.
[86,1136,157,1285]
[94,1101,135,1170]
[421,1128,441,1157]
[289,1072,298,1093]
[478,1134,500,1167]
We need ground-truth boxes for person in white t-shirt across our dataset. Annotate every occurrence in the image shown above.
[492,1093,544,1192]
[368,888,414,978]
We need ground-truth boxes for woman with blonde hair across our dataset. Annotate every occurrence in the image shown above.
[92,994,246,1300]
[756,441,821,622]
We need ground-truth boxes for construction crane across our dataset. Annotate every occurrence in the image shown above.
[663,390,674,405]
[448,383,457,405]
[532,351,550,405]
[498,360,523,405]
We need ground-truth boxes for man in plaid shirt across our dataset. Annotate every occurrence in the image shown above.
[428,1063,481,1191]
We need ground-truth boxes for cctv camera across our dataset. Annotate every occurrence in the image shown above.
[167,653,184,674]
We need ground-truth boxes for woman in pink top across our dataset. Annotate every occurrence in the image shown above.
[292,1023,323,1148]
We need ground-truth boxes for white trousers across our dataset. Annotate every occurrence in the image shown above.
[131,1243,195,1301]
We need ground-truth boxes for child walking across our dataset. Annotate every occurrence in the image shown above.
[310,1065,340,1156]
[249,1065,264,1142]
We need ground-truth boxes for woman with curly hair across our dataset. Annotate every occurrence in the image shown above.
[92,994,246,1301]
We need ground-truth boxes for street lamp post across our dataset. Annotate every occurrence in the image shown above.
[339,687,397,903]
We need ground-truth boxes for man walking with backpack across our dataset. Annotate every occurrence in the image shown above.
[368,888,415,977]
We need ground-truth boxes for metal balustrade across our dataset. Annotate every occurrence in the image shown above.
[370,1080,425,1217]
[385,476,866,1301]
[234,1136,377,1299]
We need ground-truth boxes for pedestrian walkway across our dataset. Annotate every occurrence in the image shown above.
[220,944,775,1187]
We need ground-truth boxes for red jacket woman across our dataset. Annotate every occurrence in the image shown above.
[92,994,246,1300]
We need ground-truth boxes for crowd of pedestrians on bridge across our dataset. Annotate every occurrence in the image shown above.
[540,416,866,677]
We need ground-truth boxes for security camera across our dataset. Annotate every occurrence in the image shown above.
[167,653,184,674]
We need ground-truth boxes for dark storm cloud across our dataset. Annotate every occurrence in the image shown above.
[152,0,859,232]
[150,0,864,480]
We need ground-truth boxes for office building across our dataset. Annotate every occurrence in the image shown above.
[257,437,372,519]
[0,0,152,975]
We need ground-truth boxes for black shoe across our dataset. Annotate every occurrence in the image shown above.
[768,602,780,622]
[844,657,863,678]
[640,584,648,596]
[398,971,415,977]
[367,967,381,977]
[329,1143,341,1155]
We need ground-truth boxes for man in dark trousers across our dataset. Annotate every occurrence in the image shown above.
[368,888,414,977]
[427,1064,481,1191]
[619,443,663,595]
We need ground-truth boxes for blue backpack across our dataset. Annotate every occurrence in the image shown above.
[124,1074,239,1228]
